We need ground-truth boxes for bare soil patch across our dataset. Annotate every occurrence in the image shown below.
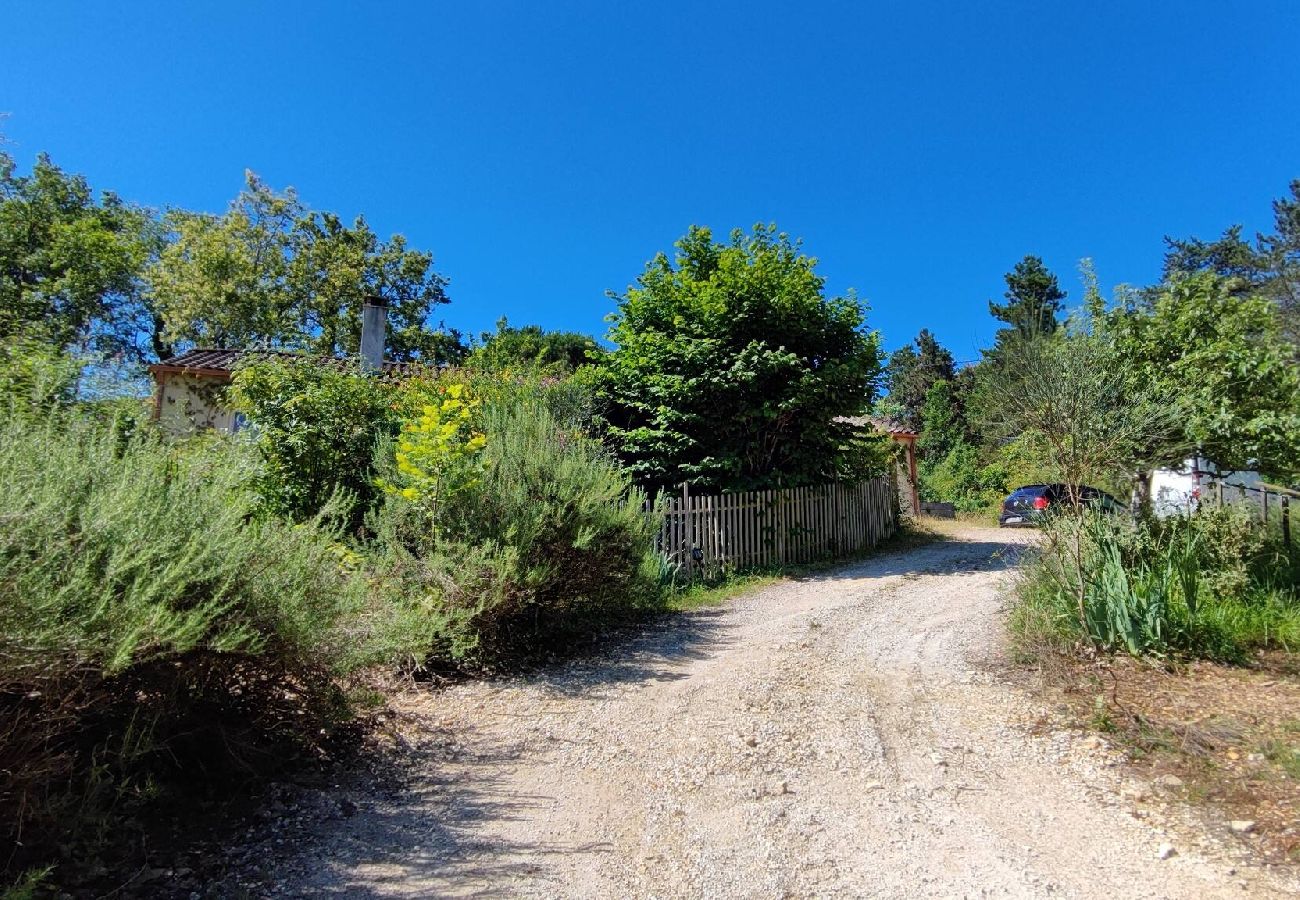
[1034,649,1300,867]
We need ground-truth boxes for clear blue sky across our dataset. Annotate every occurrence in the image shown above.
[4,1,1298,359]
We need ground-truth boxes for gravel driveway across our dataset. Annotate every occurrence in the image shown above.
[226,526,1295,898]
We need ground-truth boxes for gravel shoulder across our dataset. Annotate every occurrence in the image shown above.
[224,526,1298,898]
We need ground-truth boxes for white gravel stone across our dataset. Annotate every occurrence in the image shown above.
[216,527,1297,899]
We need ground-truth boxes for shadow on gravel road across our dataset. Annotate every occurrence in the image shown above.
[797,537,1029,584]
[520,535,1029,700]
[226,532,1036,897]
[532,608,733,698]
[267,743,615,897]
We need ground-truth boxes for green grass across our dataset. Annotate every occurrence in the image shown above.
[662,519,941,613]
[1261,738,1300,778]
[1009,508,1300,663]
[664,572,786,611]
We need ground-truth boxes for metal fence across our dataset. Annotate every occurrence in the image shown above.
[657,478,898,574]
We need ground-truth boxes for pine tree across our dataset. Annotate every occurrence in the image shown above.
[987,255,1065,349]
[883,329,955,431]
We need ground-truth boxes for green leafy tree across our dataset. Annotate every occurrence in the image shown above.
[883,329,955,431]
[146,172,463,362]
[468,317,605,373]
[1164,180,1300,346]
[917,378,967,461]
[987,255,1065,351]
[1102,272,1300,485]
[976,273,1182,505]
[0,151,157,361]
[602,224,882,491]
[915,376,1005,511]
[229,357,403,524]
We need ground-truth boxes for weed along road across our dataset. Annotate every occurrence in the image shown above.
[229,527,1295,898]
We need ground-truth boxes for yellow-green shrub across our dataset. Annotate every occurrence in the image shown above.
[373,385,661,664]
[379,382,487,517]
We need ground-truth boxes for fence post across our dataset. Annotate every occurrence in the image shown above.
[681,482,693,576]
[1283,496,1292,550]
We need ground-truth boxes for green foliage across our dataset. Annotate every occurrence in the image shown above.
[379,382,487,515]
[145,171,463,363]
[1164,179,1300,347]
[0,414,370,673]
[919,428,1062,516]
[987,255,1065,351]
[884,329,955,432]
[0,331,81,416]
[2,868,51,900]
[373,386,661,664]
[602,224,882,491]
[469,317,605,374]
[1101,272,1300,482]
[975,271,1183,500]
[1165,224,1269,285]
[0,151,157,362]
[1014,507,1300,661]
[230,357,402,524]
[917,378,967,460]
[988,431,1062,489]
[919,443,1004,513]
[0,411,374,872]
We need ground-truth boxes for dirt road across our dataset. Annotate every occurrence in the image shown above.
[227,526,1295,898]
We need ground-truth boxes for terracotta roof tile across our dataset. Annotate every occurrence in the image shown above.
[150,348,421,378]
[835,414,918,437]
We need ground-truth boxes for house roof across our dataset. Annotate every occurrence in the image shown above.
[836,414,919,438]
[148,348,419,380]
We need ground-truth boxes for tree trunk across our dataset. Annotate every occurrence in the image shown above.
[1132,470,1153,518]
[150,312,174,363]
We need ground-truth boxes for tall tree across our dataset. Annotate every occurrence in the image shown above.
[1163,224,1267,284]
[1102,272,1300,485]
[987,255,1065,350]
[882,328,955,431]
[0,151,157,361]
[145,172,462,363]
[469,318,605,373]
[602,224,882,491]
[1165,180,1300,347]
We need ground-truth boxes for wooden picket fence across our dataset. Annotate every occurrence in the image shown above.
[656,477,897,574]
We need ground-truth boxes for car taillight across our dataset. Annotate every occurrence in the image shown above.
[1032,496,1049,510]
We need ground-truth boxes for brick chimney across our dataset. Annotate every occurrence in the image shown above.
[360,296,387,373]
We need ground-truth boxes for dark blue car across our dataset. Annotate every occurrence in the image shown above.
[999,484,1124,527]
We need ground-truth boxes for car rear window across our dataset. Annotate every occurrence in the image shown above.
[1008,486,1046,499]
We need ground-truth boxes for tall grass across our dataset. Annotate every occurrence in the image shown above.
[1014,507,1300,662]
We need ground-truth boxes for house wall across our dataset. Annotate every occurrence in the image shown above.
[1150,455,1262,517]
[154,373,238,434]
